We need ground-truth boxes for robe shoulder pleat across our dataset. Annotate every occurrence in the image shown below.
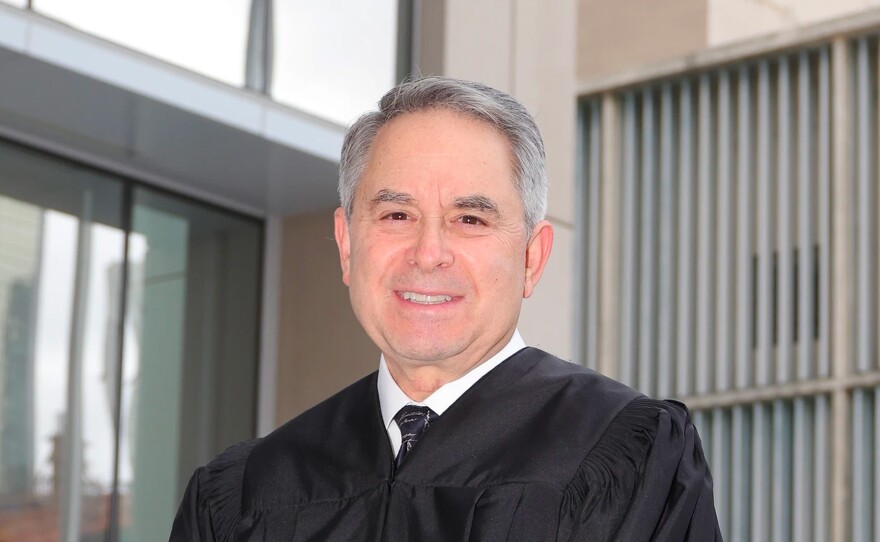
[558,397,721,542]
[170,439,259,541]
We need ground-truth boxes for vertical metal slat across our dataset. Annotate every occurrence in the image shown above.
[856,37,877,374]
[716,69,734,393]
[638,88,658,395]
[657,83,677,398]
[852,388,872,540]
[817,46,831,379]
[814,394,829,540]
[696,73,716,395]
[792,397,813,542]
[797,51,815,381]
[736,64,755,390]
[585,101,602,371]
[731,405,751,541]
[875,386,880,541]
[756,60,775,387]
[777,55,794,385]
[677,79,696,397]
[771,400,792,542]
[752,402,771,540]
[711,408,730,536]
[619,92,639,387]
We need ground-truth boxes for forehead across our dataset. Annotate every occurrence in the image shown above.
[359,109,518,201]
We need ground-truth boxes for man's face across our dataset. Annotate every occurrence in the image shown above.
[334,109,552,372]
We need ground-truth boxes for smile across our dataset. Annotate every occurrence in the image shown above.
[399,291,453,304]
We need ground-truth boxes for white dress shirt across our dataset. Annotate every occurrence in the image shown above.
[377,330,526,457]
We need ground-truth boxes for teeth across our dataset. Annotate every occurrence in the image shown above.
[401,291,453,304]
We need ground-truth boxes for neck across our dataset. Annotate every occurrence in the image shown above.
[386,364,463,401]
[384,332,515,401]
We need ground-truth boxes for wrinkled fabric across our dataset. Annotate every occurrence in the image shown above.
[170,348,722,541]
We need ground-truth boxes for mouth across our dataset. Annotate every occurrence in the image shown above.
[398,291,454,305]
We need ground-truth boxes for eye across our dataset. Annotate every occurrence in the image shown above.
[459,215,486,226]
[382,211,410,221]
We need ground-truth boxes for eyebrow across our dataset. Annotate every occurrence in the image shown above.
[368,189,501,217]
[369,189,416,209]
[453,195,501,217]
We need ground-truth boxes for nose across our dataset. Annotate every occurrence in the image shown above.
[406,218,454,271]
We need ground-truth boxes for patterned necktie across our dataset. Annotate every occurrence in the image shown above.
[394,405,437,470]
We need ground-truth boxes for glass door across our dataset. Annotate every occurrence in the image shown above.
[0,139,262,541]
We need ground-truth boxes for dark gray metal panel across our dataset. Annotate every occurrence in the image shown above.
[245,0,274,93]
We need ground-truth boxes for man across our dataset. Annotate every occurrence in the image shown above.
[170,77,721,541]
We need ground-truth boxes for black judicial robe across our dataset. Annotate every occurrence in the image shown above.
[170,348,721,541]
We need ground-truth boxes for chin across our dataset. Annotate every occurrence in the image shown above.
[386,337,465,364]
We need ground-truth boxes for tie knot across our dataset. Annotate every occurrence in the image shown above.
[393,405,437,469]
[394,404,436,436]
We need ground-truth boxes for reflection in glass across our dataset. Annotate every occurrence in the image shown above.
[0,141,125,541]
[0,140,262,540]
[32,0,251,86]
[273,0,399,124]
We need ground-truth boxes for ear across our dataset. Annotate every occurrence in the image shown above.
[523,220,553,298]
[334,207,352,286]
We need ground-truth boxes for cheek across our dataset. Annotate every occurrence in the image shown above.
[465,246,526,290]
[349,235,398,286]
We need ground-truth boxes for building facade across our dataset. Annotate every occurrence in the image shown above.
[0,1,398,539]
[574,2,880,541]
[2,1,880,541]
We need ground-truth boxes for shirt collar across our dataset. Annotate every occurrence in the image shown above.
[378,330,526,431]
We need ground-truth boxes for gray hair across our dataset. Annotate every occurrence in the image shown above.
[338,76,547,232]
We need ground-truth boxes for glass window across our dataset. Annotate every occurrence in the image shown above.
[0,142,125,540]
[272,0,399,124]
[0,140,262,540]
[118,187,261,540]
[32,0,251,87]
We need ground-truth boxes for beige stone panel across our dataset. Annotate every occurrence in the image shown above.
[708,0,880,46]
[443,0,514,92]
[512,0,578,225]
[577,0,708,81]
[276,209,378,424]
[519,221,575,361]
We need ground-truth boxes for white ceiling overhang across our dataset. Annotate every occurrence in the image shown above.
[0,4,347,217]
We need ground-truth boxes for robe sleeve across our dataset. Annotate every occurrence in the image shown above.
[559,398,722,542]
[169,439,258,542]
